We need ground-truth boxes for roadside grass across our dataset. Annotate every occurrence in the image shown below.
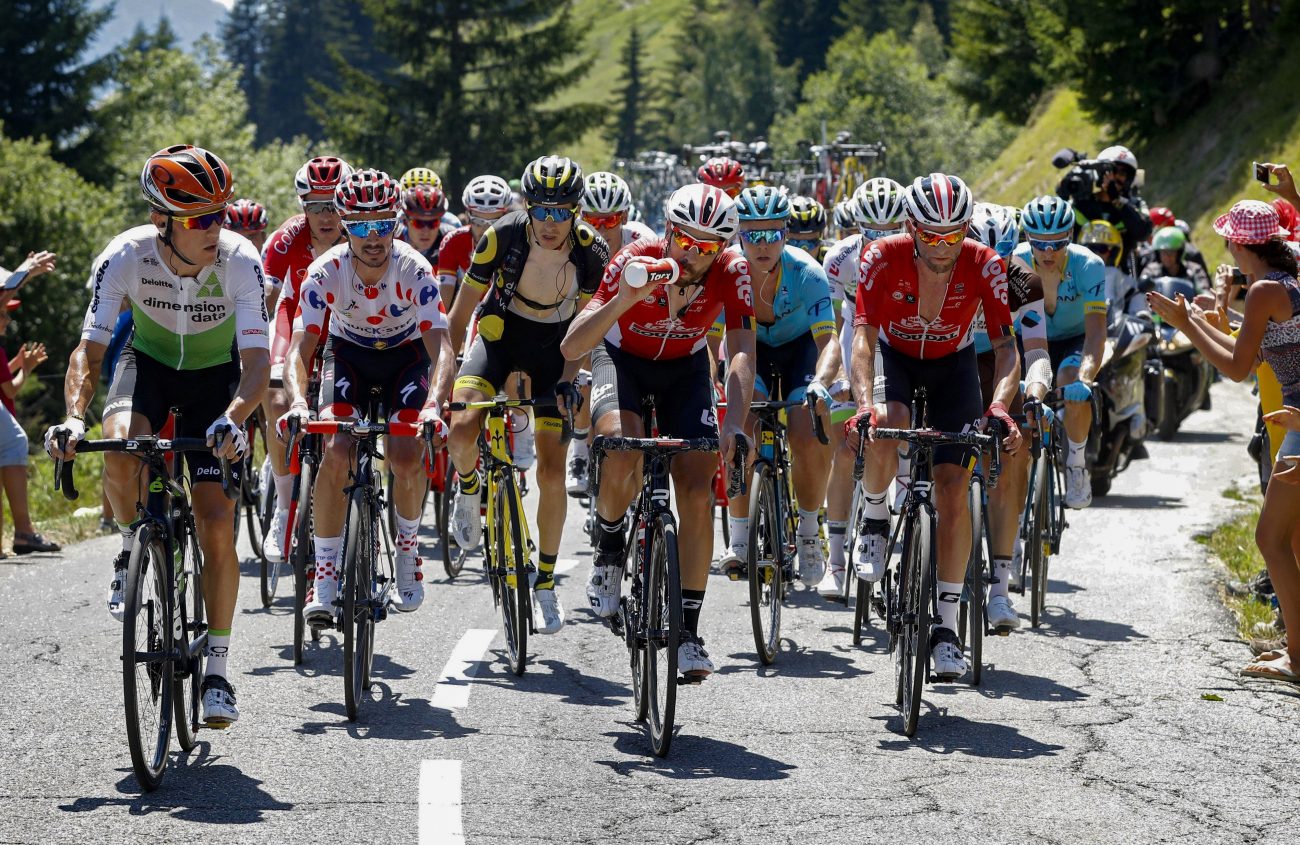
[16,425,107,551]
[1196,484,1277,642]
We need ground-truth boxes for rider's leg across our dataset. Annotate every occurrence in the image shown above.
[672,450,723,636]
[532,417,568,588]
[988,432,1030,599]
[933,461,975,636]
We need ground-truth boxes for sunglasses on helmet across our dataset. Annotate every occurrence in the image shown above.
[913,227,966,247]
[527,204,576,223]
[1028,236,1070,252]
[739,229,786,245]
[173,209,227,231]
[343,217,399,238]
[301,200,337,215]
[669,225,725,256]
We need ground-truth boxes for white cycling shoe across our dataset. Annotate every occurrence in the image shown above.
[930,628,969,681]
[986,594,1021,631]
[586,561,622,618]
[392,551,424,613]
[854,520,890,582]
[816,564,846,599]
[796,534,825,586]
[566,439,590,496]
[533,587,565,634]
[1065,465,1092,509]
[718,546,747,580]
[261,507,289,563]
[678,635,715,679]
[303,569,338,625]
[451,484,483,548]
[201,675,239,728]
[108,551,129,622]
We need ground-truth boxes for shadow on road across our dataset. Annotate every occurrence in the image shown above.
[1089,493,1185,509]
[1034,606,1147,643]
[465,656,631,708]
[58,744,293,822]
[717,642,870,680]
[875,713,1065,759]
[296,683,479,741]
[929,668,1088,703]
[247,644,414,683]
[596,730,796,780]
[1167,430,1240,444]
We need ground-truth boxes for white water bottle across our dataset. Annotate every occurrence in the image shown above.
[623,257,680,289]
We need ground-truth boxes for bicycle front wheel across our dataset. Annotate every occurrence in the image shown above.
[1028,455,1049,628]
[173,526,205,752]
[960,478,985,687]
[645,513,681,758]
[896,507,935,738]
[496,474,530,676]
[747,461,783,666]
[342,488,375,721]
[122,524,174,792]
[258,457,286,607]
[291,460,315,664]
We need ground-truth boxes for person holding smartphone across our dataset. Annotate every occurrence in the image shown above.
[0,250,57,306]
[1148,198,1300,685]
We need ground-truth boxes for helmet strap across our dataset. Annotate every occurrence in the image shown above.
[159,216,199,268]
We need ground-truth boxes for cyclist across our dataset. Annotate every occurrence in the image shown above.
[1016,195,1107,510]
[848,173,1021,681]
[224,199,269,255]
[284,169,454,621]
[1080,220,1146,320]
[1139,225,1211,293]
[562,183,756,679]
[259,156,353,566]
[967,203,1051,631]
[436,175,513,317]
[717,185,837,585]
[444,156,608,635]
[788,196,829,260]
[566,171,657,495]
[398,182,458,268]
[816,177,905,596]
[832,200,858,240]
[45,144,271,726]
[697,157,746,198]
[400,166,443,192]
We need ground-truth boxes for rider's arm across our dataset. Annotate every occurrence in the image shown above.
[1077,255,1109,385]
[226,241,273,422]
[449,225,506,355]
[560,251,643,360]
[227,346,271,425]
[1014,259,1052,402]
[63,340,108,420]
[989,334,1022,408]
[288,262,332,408]
[415,263,454,410]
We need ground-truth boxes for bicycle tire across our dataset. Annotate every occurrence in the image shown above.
[122,525,173,792]
[747,461,782,665]
[1029,455,1048,628]
[961,477,985,687]
[258,457,284,607]
[496,473,530,676]
[243,449,268,567]
[841,485,863,607]
[897,507,935,738]
[628,542,649,723]
[718,499,730,548]
[646,512,681,758]
[343,487,374,721]
[291,459,314,665]
[437,486,464,579]
[173,525,205,752]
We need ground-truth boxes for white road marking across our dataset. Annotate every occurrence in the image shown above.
[419,759,464,845]
[555,558,580,574]
[431,628,496,710]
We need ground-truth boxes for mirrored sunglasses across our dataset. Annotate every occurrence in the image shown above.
[1028,237,1070,252]
[739,229,786,245]
[527,204,576,223]
[914,227,966,247]
[669,225,725,256]
[173,209,227,230]
[343,218,399,238]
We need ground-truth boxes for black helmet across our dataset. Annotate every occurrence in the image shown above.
[521,156,584,206]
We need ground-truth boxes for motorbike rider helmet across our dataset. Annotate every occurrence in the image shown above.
[1079,219,1124,266]
[1152,226,1186,253]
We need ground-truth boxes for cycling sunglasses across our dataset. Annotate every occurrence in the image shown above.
[1028,236,1070,252]
[913,227,966,247]
[527,204,576,223]
[669,225,725,256]
[582,212,624,230]
[173,209,227,231]
[739,228,786,245]
[468,214,500,227]
[788,237,821,253]
[862,227,900,241]
[301,200,337,215]
[343,217,399,238]
[407,216,444,229]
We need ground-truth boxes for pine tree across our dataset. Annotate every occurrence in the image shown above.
[611,26,650,159]
[221,0,264,136]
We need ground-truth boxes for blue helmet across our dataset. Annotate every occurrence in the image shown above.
[1020,195,1075,236]
[735,185,790,222]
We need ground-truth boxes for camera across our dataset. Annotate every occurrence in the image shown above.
[1053,149,1119,205]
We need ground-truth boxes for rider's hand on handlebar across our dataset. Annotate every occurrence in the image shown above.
[554,380,583,414]
[1063,380,1093,403]
[206,414,248,460]
[417,405,448,443]
[719,421,749,465]
[44,417,86,460]
[805,380,833,411]
[846,406,878,444]
[984,401,1022,455]
[276,405,313,443]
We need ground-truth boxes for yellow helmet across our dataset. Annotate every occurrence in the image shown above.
[1078,218,1123,265]
[400,167,443,191]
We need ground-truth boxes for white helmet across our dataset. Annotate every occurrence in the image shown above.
[461,175,512,214]
[664,183,739,240]
[1098,145,1139,172]
[832,201,856,231]
[904,173,974,227]
[968,202,1019,258]
[853,177,906,227]
[581,172,633,215]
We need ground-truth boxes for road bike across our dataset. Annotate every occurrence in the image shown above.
[1016,397,1068,628]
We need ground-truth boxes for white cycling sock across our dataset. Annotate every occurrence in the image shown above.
[989,557,1012,599]
[396,513,420,555]
[936,580,963,634]
[863,485,890,522]
[118,523,134,553]
[204,629,231,679]
[728,516,749,549]
[272,470,294,505]
[827,520,848,568]
[1067,437,1086,468]
[314,535,342,581]
[797,508,820,537]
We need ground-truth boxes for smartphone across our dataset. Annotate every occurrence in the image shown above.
[1,269,27,292]
[1231,268,1247,286]
[1254,161,1272,185]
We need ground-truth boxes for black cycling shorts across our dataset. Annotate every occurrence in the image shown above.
[1048,333,1086,374]
[455,310,567,422]
[590,341,717,440]
[104,345,242,485]
[879,342,981,468]
[755,333,817,402]
[320,337,430,423]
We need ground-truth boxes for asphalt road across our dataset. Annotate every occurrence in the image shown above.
[2,378,1297,845]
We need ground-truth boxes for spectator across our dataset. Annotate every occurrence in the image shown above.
[0,301,61,555]
[1271,198,1298,244]
[1148,191,1300,684]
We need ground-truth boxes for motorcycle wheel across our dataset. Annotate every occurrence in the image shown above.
[1156,377,1181,440]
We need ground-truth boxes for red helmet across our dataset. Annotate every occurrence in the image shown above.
[1149,206,1176,228]
[295,156,353,198]
[1273,198,1299,242]
[140,144,234,213]
[225,199,268,232]
[403,185,446,217]
[334,169,401,215]
[697,157,745,191]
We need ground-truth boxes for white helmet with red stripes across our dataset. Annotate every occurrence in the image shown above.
[664,183,739,240]
[904,172,974,228]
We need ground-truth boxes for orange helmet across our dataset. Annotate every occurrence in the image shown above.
[141,144,234,213]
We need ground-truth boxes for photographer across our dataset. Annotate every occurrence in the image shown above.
[1056,145,1153,271]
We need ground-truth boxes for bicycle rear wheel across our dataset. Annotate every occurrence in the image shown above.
[173,526,205,752]
[1029,456,1048,628]
[747,462,783,665]
[343,488,375,721]
[258,457,286,607]
[291,460,314,664]
[896,508,935,737]
[496,474,530,676]
[627,554,649,723]
[122,525,174,792]
[645,513,681,758]
[960,478,986,687]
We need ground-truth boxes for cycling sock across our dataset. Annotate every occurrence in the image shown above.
[204,628,231,679]
[458,471,481,495]
[571,429,589,446]
[395,513,420,555]
[797,508,820,537]
[314,535,342,581]
[118,523,134,553]
[728,516,749,548]
[936,580,963,634]
[1067,437,1086,468]
[989,556,1012,599]
[682,589,706,637]
[863,486,889,522]
[596,514,626,554]
[535,552,557,590]
[827,520,848,567]
[272,470,294,506]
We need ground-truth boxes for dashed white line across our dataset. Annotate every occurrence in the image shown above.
[431,628,497,710]
[419,759,464,845]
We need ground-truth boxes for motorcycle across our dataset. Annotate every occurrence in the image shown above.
[1143,276,1215,439]
[1088,311,1156,497]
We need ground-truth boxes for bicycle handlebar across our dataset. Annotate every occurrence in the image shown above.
[53,435,215,501]
[448,398,537,412]
[303,420,425,437]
